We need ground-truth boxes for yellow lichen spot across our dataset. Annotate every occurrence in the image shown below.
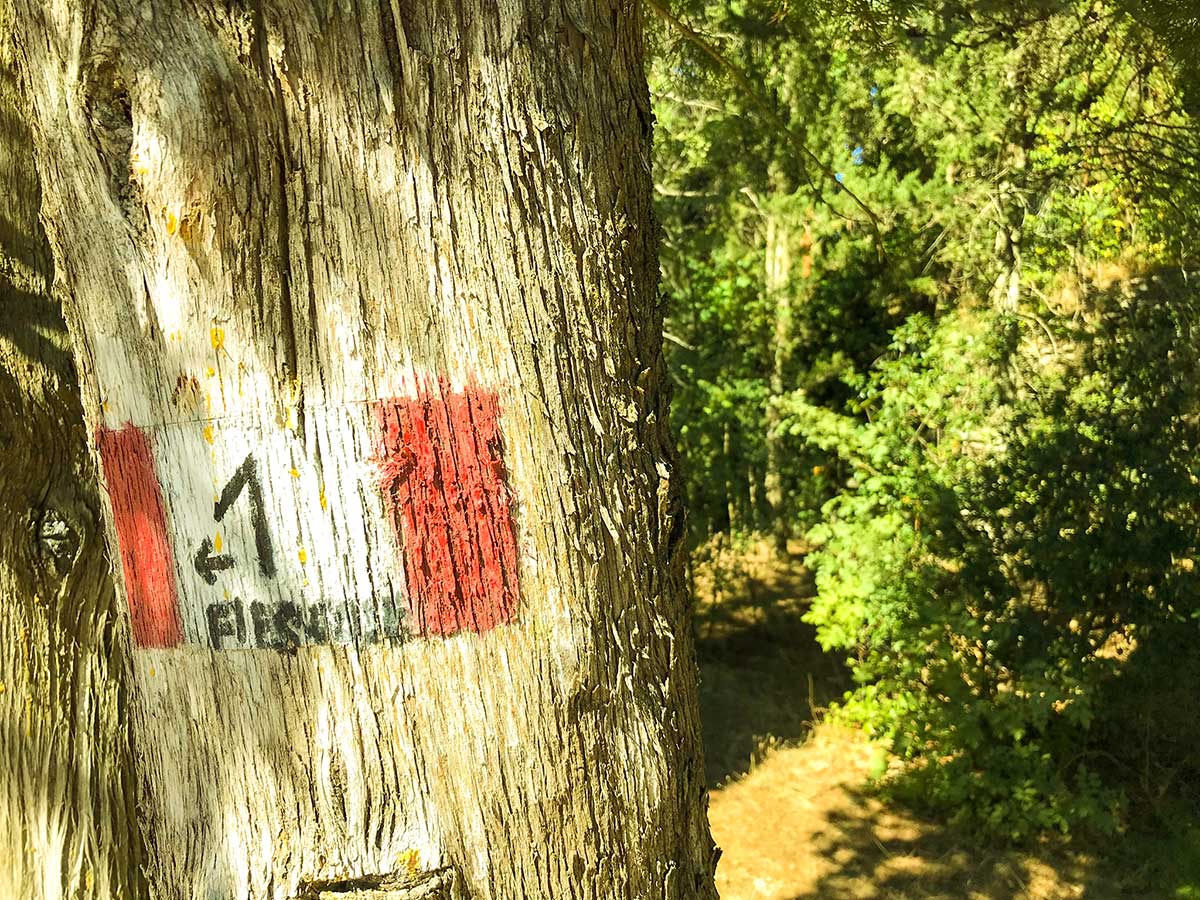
[148,666,155,678]
[0,682,6,694]
[206,367,216,378]
[289,466,300,479]
[273,377,304,433]
[214,532,223,554]
[210,327,225,351]
[397,849,421,875]
[202,425,214,445]
[101,401,110,413]
[297,547,308,565]
[165,212,178,235]
[319,484,328,511]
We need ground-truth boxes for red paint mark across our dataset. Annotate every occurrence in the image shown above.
[96,425,183,648]
[373,381,520,636]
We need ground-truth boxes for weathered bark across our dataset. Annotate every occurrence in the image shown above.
[9,2,717,899]
[0,42,143,900]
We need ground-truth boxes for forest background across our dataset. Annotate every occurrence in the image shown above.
[648,0,1200,892]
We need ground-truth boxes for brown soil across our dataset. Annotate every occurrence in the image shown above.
[707,725,1112,900]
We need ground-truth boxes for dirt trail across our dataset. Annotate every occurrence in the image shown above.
[692,539,1129,900]
[708,725,1107,900]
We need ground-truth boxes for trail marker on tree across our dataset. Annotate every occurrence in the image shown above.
[96,378,520,651]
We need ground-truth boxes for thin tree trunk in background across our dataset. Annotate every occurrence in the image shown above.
[991,41,1036,314]
[723,422,739,532]
[763,208,791,552]
[991,174,1027,313]
[9,2,717,898]
[0,43,143,900]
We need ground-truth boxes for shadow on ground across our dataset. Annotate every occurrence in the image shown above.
[785,781,1115,900]
[691,538,848,786]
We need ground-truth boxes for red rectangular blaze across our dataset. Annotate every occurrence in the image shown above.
[373,382,520,636]
[96,425,183,648]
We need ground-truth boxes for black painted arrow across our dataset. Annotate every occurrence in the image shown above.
[194,537,236,585]
[214,454,276,578]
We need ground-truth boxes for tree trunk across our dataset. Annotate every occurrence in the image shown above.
[762,207,791,553]
[0,42,143,900]
[991,45,1035,314]
[8,2,717,899]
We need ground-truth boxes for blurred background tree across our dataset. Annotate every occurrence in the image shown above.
[651,0,1200,841]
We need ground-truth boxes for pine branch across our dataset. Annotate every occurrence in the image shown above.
[644,0,888,263]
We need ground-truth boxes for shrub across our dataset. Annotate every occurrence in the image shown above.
[790,274,1200,838]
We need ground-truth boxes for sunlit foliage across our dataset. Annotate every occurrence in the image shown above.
[653,0,1200,837]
